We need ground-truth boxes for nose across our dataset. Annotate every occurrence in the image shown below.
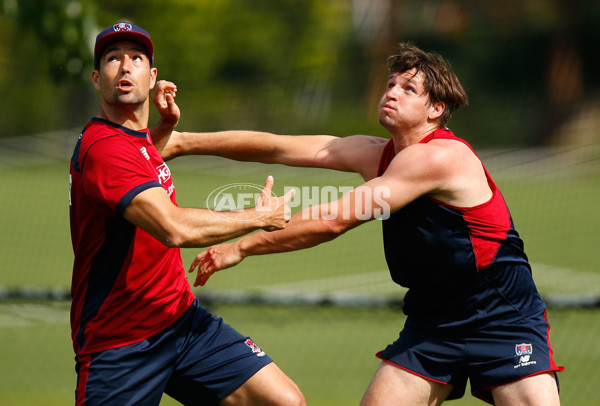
[385,85,398,101]
[385,86,398,100]
[120,55,133,74]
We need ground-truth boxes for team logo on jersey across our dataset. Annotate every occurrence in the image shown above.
[245,338,266,357]
[514,343,536,369]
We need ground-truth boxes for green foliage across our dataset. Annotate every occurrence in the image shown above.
[3,0,96,83]
[2,2,600,141]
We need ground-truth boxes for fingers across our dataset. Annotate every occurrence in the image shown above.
[196,254,217,287]
[189,249,217,287]
[152,80,178,109]
[255,176,296,229]
[188,251,206,273]
[195,270,210,287]
[164,92,174,106]
[283,187,296,204]
[282,188,295,221]
[255,175,274,211]
[262,175,274,199]
[156,80,178,95]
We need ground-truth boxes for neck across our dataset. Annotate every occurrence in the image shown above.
[389,123,441,152]
[97,99,149,131]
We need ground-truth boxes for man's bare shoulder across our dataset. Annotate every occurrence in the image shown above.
[426,137,482,171]
[394,138,475,168]
[388,138,490,206]
[325,135,389,180]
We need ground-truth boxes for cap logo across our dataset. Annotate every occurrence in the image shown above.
[113,22,133,32]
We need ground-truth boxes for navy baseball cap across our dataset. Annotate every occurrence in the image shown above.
[94,21,154,68]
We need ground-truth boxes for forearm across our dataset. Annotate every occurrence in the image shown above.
[124,186,287,249]
[171,207,271,248]
[189,184,385,287]
[233,180,393,258]
[235,206,351,258]
[160,130,348,170]
[150,120,177,156]
[160,130,281,162]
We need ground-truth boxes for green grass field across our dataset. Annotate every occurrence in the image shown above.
[0,302,598,406]
[0,148,599,405]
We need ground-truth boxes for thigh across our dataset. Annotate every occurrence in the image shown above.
[220,362,305,406]
[467,310,564,403]
[360,361,454,406]
[492,372,560,406]
[165,303,275,405]
[376,327,468,401]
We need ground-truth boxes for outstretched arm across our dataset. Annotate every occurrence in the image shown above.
[188,192,366,287]
[162,130,388,181]
[124,175,295,248]
[188,142,455,286]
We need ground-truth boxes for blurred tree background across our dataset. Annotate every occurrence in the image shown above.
[1,0,599,147]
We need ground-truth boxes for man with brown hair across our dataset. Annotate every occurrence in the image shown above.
[157,42,563,405]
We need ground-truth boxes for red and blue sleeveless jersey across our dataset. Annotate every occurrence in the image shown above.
[378,128,546,328]
[69,118,195,356]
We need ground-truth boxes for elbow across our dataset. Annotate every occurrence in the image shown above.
[158,228,220,249]
[156,228,187,248]
[160,234,183,248]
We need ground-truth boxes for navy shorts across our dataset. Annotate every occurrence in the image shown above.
[376,309,564,404]
[75,299,273,406]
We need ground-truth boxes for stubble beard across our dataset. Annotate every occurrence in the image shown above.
[108,89,146,109]
[379,111,398,132]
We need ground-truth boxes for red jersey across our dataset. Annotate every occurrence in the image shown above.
[69,118,195,356]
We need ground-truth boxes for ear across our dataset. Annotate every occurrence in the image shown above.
[149,67,158,90]
[92,70,101,91]
[428,101,445,121]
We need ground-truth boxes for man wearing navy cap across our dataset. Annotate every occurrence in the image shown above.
[69,21,304,406]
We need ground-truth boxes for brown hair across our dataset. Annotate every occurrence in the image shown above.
[387,42,468,127]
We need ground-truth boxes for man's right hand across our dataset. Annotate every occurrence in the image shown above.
[255,176,295,231]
